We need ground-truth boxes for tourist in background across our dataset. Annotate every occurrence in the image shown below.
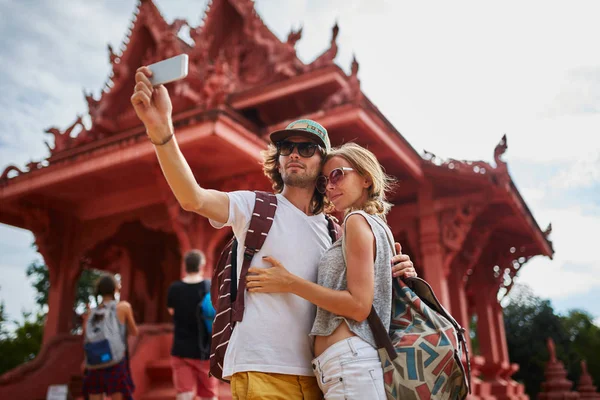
[82,273,138,400]
[167,249,218,400]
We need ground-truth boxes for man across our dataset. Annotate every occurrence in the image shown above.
[132,66,416,399]
[167,250,218,400]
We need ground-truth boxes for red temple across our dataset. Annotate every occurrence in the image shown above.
[0,0,554,399]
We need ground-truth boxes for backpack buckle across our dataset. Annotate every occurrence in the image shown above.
[243,247,255,261]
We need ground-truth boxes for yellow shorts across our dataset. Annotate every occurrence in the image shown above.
[231,371,323,400]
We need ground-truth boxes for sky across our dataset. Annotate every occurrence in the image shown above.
[0,0,599,326]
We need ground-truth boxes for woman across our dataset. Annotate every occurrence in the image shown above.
[82,274,139,400]
[246,142,417,399]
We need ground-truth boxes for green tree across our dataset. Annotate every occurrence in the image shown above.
[560,310,600,388]
[0,296,45,375]
[25,260,49,308]
[26,260,102,310]
[0,256,103,375]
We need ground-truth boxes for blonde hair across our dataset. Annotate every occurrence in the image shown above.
[260,143,327,215]
[325,142,395,219]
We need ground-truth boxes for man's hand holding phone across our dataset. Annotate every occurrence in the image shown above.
[131,54,188,145]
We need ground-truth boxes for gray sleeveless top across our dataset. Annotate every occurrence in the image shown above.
[309,210,394,348]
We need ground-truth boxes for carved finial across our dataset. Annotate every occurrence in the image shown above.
[332,21,340,42]
[287,26,303,46]
[1,165,25,182]
[108,44,118,65]
[581,360,588,374]
[423,149,437,161]
[494,134,508,167]
[543,223,552,238]
[170,18,187,33]
[26,160,40,172]
[44,115,84,153]
[351,54,359,76]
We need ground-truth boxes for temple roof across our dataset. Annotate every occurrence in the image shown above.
[0,0,552,267]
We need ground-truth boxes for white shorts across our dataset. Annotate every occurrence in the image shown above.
[311,336,386,400]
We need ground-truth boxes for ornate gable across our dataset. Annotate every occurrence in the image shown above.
[36,0,341,159]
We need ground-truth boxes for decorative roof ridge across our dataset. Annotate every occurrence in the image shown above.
[422,136,553,256]
[0,107,260,188]
[422,134,508,177]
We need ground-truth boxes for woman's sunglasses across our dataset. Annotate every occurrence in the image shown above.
[316,167,354,194]
[277,141,322,158]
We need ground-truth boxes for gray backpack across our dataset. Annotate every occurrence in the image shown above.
[84,301,126,369]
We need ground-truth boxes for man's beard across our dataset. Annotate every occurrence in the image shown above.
[282,170,318,189]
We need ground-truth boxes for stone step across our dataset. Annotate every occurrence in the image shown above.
[142,359,231,400]
[146,358,173,382]
[140,383,176,400]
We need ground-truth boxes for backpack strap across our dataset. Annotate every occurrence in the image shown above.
[325,214,342,242]
[232,191,277,322]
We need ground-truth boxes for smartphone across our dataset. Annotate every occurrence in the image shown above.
[148,54,189,86]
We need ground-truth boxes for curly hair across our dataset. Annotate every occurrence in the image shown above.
[325,143,396,220]
[261,143,328,215]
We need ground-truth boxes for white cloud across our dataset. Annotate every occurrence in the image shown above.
[549,152,600,190]
[545,66,600,117]
[0,262,38,322]
[514,203,600,298]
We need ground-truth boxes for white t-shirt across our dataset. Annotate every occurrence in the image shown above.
[210,191,333,378]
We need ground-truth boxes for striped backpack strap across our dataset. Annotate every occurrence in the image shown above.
[210,191,278,381]
[231,191,277,321]
[324,214,342,242]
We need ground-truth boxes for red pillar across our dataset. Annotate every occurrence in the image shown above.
[448,267,472,354]
[493,302,510,370]
[40,216,82,345]
[475,284,501,376]
[418,185,451,307]
[44,256,79,345]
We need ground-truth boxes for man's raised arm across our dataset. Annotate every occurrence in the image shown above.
[131,66,229,224]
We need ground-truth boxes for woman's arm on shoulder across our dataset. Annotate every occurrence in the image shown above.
[278,213,375,322]
[117,301,139,337]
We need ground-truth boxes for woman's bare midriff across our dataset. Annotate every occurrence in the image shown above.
[314,321,357,357]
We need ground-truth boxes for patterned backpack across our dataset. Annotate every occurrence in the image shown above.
[209,191,341,381]
[366,217,471,399]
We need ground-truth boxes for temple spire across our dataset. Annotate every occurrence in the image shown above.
[538,338,579,399]
[577,361,600,399]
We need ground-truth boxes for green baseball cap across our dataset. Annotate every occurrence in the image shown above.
[269,119,331,152]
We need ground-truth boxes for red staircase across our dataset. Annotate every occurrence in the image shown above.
[141,358,231,400]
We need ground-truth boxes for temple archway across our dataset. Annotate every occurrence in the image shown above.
[83,220,180,324]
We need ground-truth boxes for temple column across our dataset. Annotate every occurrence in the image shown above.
[448,265,472,354]
[44,255,80,344]
[475,281,502,378]
[493,302,510,370]
[20,205,83,344]
[417,184,451,307]
[36,214,83,344]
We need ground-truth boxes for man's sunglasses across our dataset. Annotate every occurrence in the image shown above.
[316,167,355,194]
[277,141,322,158]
